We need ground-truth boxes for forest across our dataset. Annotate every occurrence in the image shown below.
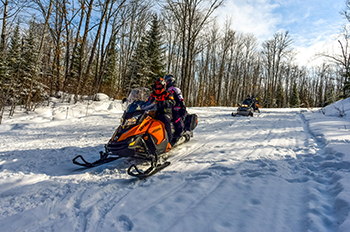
[1,0,350,124]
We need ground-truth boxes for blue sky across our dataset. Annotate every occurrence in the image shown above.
[214,0,347,65]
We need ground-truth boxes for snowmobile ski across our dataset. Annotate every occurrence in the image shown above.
[72,152,121,168]
[127,161,171,180]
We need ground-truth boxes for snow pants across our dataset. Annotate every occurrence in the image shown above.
[157,113,173,143]
[172,110,185,141]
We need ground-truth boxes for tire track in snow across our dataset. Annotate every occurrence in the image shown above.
[107,112,293,231]
[142,111,340,231]
[88,111,250,230]
[160,112,303,231]
[1,108,346,231]
[91,113,245,230]
[135,112,300,231]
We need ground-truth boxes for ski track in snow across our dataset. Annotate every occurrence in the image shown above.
[0,106,349,231]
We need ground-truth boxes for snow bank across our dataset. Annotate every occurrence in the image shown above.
[303,97,350,230]
[1,94,124,125]
[322,97,350,119]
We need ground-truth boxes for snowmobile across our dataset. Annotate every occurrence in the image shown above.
[72,88,198,179]
[231,98,259,117]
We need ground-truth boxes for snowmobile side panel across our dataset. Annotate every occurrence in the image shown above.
[148,121,166,145]
[117,116,153,142]
[117,116,167,143]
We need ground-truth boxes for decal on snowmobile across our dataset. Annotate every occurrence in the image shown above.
[148,121,166,145]
[152,127,162,133]
[139,118,151,131]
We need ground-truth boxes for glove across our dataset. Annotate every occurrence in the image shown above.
[157,101,165,109]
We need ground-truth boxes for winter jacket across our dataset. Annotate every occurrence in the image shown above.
[149,91,175,116]
[168,86,186,116]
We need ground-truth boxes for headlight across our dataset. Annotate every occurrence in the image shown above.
[122,114,141,127]
[123,117,137,127]
[242,104,248,107]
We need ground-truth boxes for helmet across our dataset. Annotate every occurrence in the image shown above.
[153,77,166,94]
[164,74,175,87]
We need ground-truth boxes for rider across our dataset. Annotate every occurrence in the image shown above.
[164,74,186,144]
[245,95,252,104]
[149,77,175,144]
[251,95,259,112]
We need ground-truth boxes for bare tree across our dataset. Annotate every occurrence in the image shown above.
[261,31,293,107]
[163,0,224,104]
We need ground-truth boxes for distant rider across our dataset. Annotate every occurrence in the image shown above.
[245,95,252,105]
[251,95,260,112]
[164,74,187,145]
[149,77,175,144]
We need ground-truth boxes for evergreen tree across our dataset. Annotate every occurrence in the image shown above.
[145,14,165,85]
[276,81,284,108]
[325,86,335,106]
[264,89,273,108]
[290,81,300,108]
[7,23,23,116]
[22,20,39,108]
[124,36,150,94]
[0,22,10,124]
[8,24,21,74]
[0,50,8,81]
[341,71,350,99]
[68,41,83,95]
[102,34,119,97]
[0,47,8,124]
[123,14,165,95]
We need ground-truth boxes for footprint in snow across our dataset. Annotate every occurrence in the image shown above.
[116,214,134,231]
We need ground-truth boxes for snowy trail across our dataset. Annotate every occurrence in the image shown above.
[0,106,348,231]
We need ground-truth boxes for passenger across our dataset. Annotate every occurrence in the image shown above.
[164,74,186,144]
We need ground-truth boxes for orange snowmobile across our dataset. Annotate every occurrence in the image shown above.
[73,88,198,179]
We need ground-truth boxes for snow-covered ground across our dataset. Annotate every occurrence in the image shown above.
[0,95,349,232]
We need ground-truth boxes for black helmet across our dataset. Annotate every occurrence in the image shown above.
[153,77,167,94]
[164,74,175,87]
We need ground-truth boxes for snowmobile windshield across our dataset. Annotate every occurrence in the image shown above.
[242,99,252,106]
[126,100,155,113]
[121,100,156,128]
[122,87,151,111]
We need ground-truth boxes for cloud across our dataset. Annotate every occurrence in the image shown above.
[213,0,347,66]
[214,0,281,41]
[294,34,343,67]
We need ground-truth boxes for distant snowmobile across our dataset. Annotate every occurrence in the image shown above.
[232,98,260,117]
[72,88,198,179]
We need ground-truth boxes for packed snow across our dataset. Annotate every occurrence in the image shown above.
[0,94,349,232]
